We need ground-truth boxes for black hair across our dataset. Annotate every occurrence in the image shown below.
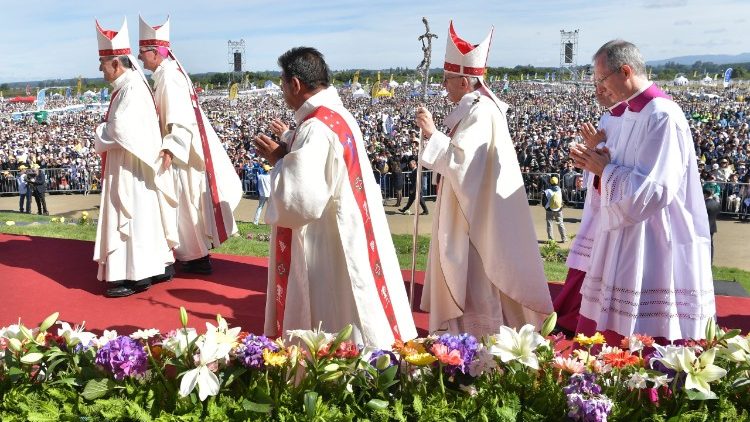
[277,47,330,90]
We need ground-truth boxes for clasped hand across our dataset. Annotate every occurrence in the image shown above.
[253,118,289,165]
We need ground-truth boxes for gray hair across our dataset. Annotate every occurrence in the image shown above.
[593,40,647,78]
[116,55,132,68]
[466,76,481,89]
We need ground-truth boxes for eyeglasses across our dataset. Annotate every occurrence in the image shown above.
[138,48,156,55]
[593,67,621,86]
[442,75,465,83]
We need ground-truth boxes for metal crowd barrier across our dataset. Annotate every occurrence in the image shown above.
[708,181,750,218]
[3,167,749,219]
[1,167,99,195]
[374,169,438,201]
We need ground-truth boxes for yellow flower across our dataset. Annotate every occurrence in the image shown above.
[263,348,288,367]
[5,221,15,226]
[574,332,606,346]
[404,352,437,366]
[82,211,89,217]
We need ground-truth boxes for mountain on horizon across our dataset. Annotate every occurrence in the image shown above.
[648,52,750,67]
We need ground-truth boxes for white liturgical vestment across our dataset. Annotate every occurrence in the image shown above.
[153,59,242,261]
[419,91,554,337]
[580,83,715,340]
[263,87,417,349]
[566,103,626,272]
[94,69,177,282]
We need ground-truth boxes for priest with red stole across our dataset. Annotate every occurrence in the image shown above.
[253,47,417,348]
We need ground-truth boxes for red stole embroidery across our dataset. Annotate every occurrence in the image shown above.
[171,54,229,243]
[274,106,402,341]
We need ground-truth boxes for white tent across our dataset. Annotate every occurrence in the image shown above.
[388,80,399,88]
[702,76,714,85]
[673,75,689,86]
[83,90,97,98]
[413,80,422,87]
[401,81,411,88]
[351,87,369,98]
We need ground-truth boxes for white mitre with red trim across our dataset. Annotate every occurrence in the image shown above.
[139,15,170,48]
[443,21,493,77]
[96,18,131,57]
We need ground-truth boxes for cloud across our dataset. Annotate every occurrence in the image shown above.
[704,28,727,34]
[674,19,692,26]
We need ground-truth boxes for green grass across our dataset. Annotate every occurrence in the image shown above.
[713,266,750,294]
[1,211,749,287]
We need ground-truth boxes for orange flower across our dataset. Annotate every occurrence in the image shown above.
[430,343,464,366]
[394,339,425,357]
[601,350,641,368]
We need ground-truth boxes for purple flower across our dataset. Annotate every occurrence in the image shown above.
[433,333,479,375]
[565,373,612,421]
[368,349,398,370]
[564,372,602,396]
[95,336,148,380]
[238,334,278,369]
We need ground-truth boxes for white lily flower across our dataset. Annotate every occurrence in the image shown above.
[679,348,727,395]
[163,328,198,357]
[287,324,335,355]
[130,329,160,341]
[0,324,26,341]
[721,335,750,364]
[179,338,232,401]
[487,324,545,370]
[205,319,241,349]
[651,344,687,372]
[56,322,97,348]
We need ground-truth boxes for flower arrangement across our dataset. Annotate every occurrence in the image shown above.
[1,311,748,421]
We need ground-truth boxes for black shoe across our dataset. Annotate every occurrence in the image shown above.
[550,325,575,338]
[420,211,429,215]
[105,278,152,298]
[181,255,212,274]
[151,264,175,284]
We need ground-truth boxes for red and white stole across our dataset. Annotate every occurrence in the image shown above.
[274,106,402,341]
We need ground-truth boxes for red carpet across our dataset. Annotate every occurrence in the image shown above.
[0,233,746,336]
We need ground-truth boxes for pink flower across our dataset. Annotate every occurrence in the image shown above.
[431,343,464,366]
[553,356,586,374]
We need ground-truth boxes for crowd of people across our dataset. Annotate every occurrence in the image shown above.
[2,78,750,216]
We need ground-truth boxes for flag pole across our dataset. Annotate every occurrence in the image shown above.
[409,17,437,309]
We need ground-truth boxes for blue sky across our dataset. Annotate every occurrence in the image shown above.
[0,0,747,83]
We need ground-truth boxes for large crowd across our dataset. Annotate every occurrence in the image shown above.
[1,80,749,216]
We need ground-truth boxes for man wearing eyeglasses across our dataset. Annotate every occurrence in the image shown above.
[571,40,714,344]
[138,16,242,275]
[414,21,553,337]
